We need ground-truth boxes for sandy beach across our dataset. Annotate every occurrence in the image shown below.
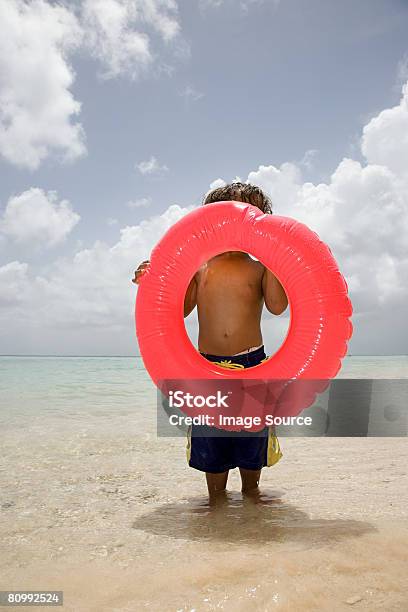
[1,356,407,610]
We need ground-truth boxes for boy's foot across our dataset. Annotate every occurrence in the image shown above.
[239,467,261,494]
[208,489,229,508]
[206,470,229,497]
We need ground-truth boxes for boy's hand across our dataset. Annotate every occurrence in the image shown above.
[132,260,150,284]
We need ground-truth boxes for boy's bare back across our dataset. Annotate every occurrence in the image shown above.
[185,252,265,356]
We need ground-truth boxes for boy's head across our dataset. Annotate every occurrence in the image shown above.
[203,182,272,214]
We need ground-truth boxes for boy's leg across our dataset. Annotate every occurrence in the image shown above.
[234,427,281,494]
[189,425,234,496]
[206,470,229,496]
[239,467,261,493]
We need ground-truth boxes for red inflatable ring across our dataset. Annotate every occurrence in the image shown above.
[136,201,353,424]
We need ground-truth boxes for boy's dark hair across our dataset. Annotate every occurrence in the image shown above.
[203,182,273,214]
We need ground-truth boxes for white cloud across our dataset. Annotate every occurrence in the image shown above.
[0,0,86,170]
[299,148,319,171]
[207,176,244,192]
[239,0,280,11]
[0,261,28,306]
[209,178,227,190]
[136,155,169,175]
[247,162,301,210]
[205,81,408,327]
[361,82,408,177]
[0,0,182,170]
[396,53,408,88]
[127,196,152,208]
[200,0,279,11]
[0,188,80,247]
[199,0,223,7]
[245,85,408,316]
[81,0,150,79]
[0,204,192,346]
[139,0,180,41]
[179,85,204,102]
[81,0,180,80]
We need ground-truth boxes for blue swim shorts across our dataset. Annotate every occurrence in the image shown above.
[187,345,282,473]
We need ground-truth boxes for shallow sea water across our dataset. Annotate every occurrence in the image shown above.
[0,356,407,611]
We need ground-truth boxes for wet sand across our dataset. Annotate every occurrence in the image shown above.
[1,414,407,611]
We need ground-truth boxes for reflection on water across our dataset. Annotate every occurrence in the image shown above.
[133,491,375,548]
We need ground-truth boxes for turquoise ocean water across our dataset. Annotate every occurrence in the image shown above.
[0,355,408,411]
[1,355,407,426]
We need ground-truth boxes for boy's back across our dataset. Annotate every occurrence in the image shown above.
[189,252,265,356]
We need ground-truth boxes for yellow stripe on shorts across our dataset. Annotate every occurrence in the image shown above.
[213,360,245,369]
[267,427,283,467]
[186,425,192,462]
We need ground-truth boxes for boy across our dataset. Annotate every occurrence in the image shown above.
[133,183,288,497]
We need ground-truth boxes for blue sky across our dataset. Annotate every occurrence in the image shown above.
[1,0,408,355]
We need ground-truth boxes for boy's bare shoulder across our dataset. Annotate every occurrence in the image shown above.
[248,258,266,276]
[193,255,264,280]
[194,262,208,276]
[251,259,265,270]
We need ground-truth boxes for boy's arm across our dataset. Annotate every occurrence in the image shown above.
[133,261,197,316]
[184,274,198,317]
[262,267,288,315]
